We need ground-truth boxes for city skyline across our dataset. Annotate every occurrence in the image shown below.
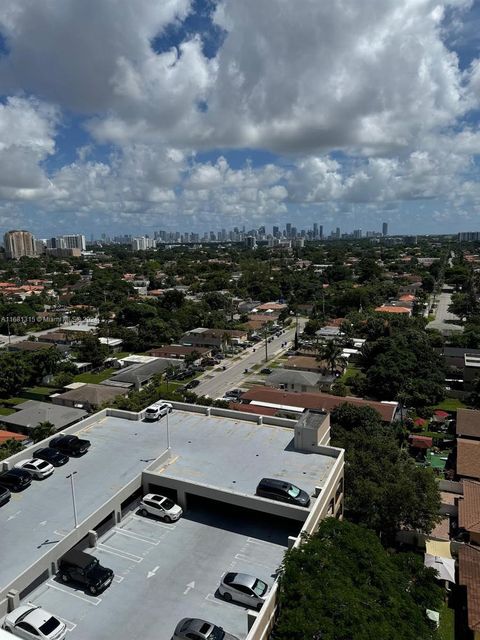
[0,1,480,236]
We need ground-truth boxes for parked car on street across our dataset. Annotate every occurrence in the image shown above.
[33,447,69,467]
[0,468,32,492]
[140,493,183,522]
[2,604,67,640]
[218,572,269,610]
[172,618,239,640]
[185,379,200,390]
[58,549,114,595]
[260,368,272,375]
[15,458,54,480]
[49,434,90,456]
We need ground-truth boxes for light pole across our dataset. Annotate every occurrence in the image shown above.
[166,410,171,450]
[66,471,78,528]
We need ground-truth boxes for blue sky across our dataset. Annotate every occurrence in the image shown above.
[0,0,480,238]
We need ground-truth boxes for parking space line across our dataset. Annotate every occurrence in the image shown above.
[205,593,223,605]
[57,616,77,631]
[47,581,102,606]
[112,575,124,583]
[113,527,160,545]
[97,543,143,562]
[234,553,276,571]
[130,514,177,530]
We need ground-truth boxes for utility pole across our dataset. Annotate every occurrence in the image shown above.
[264,324,269,363]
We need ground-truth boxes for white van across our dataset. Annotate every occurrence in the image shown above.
[144,401,173,421]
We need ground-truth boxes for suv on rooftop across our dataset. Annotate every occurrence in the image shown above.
[58,549,113,595]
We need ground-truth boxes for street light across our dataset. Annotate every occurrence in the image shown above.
[66,471,78,528]
[166,410,171,450]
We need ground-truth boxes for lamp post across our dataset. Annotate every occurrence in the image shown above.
[166,410,171,450]
[66,471,78,528]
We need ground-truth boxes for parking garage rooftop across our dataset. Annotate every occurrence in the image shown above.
[152,410,337,498]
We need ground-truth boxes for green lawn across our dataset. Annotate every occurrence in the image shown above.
[113,351,132,359]
[341,365,360,383]
[2,397,27,406]
[437,602,454,640]
[434,398,466,411]
[25,386,55,394]
[73,368,115,384]
[0,407,15,415]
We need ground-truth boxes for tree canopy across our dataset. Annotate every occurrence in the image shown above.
[274,518,442,640]
[331,404,441,540]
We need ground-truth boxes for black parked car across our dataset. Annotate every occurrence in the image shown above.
[34,447,69,467]
[49,434,91,456]
[58,549,114,595]
[0,485,11,507]
[0,468,33,492]
[185,379,200,389]
[256,477,310,507]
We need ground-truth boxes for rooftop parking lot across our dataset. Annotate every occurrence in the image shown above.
[155,410,336,497]
[15,501,294,640]
[0,415,169,592]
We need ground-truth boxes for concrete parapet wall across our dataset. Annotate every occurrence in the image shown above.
[0,470,144,613]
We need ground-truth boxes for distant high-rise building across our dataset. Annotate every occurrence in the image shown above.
[353,229,362,239]
[272,225,280,238]
[382,222,388,237]
[286,222,292,238]
[458,232,480,242]
[245,236,257,249]
[336,227,341,238]
[3,230,36,260]
[131,236,155,251]
[313,222,318,238]
[56,234,86,251]
[319,225,323,239]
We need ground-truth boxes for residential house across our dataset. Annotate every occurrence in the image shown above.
[148,345,211,361]
[264,370,324,393]
[52,383,128,412]
[180,328,248,349]
[458,480,480,546]
[239,387,398,423]
[459,544,480,639]
[103,357,180,390]
[8,340,57,354]
[0,400,87,435]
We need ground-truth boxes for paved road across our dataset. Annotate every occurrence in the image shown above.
[195,324,302,399]
[426,288,463,334]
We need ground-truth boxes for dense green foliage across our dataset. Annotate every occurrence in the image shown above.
[331,404,441,539]
[274,518,442,640]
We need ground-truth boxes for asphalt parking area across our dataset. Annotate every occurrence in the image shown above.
[22,504,293,640]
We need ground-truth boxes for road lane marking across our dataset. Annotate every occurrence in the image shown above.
[147,565,160,579]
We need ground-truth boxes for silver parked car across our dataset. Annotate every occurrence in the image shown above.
[218,572,269,610]
[172,617,239,640]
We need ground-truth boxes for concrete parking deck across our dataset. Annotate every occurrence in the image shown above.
[154,411,336,498]
[0,415,169,593]
[15,503,293,640]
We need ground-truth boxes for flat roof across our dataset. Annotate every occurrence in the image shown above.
[0,415,168,592]
[152,411,336,497]
[0,409,338,596]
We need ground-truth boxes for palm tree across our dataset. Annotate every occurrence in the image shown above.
[316,340,346,376]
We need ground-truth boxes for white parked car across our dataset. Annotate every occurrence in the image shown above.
[15,458,54,480]
[140,493,183,522]
[218,572,269,610]
[3,604,67,640]
[144,402,173,421]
